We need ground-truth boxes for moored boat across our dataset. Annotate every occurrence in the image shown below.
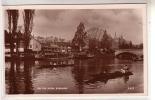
[85,70,133,84]
[37,45,75,68]
[37,59,74,68]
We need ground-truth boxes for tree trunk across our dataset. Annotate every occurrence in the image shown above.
[10,36,14,57]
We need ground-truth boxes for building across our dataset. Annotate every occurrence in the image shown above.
[29,37,42,52]
[55,42,72,53]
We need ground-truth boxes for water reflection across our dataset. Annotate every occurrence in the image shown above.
[6,59,34,94]
[72,60,85,94]
[8,61,17,94]
[5,58,143,94]
[84,71,133,84]
[23,60,34,94]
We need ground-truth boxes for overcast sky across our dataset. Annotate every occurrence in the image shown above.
[5,9,143,44]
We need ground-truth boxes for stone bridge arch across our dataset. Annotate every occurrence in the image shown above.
[114,49,143,60]
[115,52,138,59]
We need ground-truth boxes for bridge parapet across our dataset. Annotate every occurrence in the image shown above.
[115,49,143,56]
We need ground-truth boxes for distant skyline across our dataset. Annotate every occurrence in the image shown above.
[5,9,143,44]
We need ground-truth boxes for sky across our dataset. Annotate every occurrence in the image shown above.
[5,9,143,44]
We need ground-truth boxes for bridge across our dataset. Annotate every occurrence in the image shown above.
[115,49,143,59]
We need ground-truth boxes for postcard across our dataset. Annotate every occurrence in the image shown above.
[3,4,147,96]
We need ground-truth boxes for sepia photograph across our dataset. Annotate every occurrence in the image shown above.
[4,5,147,95]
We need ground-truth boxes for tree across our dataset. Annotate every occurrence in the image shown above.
[54,37,58,43]
[88,38,98,52]
[5,30,9,44]
[129,41,133,49]
[23,10,35,54]
[118,36,131,49]
[72,22,88,52]
[139,43,143,49]
[7,10,19,56]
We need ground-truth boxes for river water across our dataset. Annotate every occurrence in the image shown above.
[5,58,143,94]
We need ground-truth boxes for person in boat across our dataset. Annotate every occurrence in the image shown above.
[121,65,129,73]
[53,67,57,71]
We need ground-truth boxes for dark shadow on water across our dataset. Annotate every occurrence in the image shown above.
[8,61,18,94]
[72,60,85,94]
[6,58,34,94]
[84,71,133,84]
[23,59,34,94]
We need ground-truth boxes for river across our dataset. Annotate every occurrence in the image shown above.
[5,58,143,94]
